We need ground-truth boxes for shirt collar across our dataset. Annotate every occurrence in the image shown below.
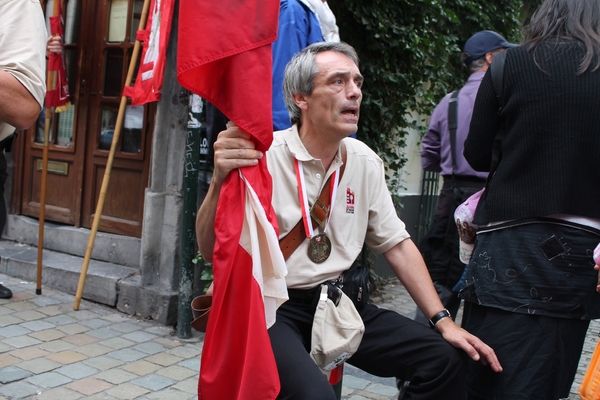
[468,71,486,83]
[283,124,345,172]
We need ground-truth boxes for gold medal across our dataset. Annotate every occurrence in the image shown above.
[308,233,331,264]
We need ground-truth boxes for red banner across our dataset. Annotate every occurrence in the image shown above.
[123,0,174,105]
[45,2,70,112]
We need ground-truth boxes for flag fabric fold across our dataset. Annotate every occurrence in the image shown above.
[176,1,286,399]
[123,0,174,105]
[239,169,288,328]
[46,2,70,112]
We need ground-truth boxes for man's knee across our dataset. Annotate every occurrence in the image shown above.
[430,341,469,387]
[404,341,468,399]
[410,332,468,386]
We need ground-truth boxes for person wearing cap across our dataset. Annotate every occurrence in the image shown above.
[416,30,516,325]
[460,0,600,398]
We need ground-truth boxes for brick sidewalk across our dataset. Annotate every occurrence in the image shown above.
[0,273,596,399]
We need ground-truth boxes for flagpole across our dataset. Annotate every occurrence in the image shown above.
[73,0,151,310]
[37,111,51,296]
[36,0,62,296]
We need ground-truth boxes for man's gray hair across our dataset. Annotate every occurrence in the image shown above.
[461,48,505,74]
[283,42,359,126]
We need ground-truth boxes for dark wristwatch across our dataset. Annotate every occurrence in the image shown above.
[428,309,451,329]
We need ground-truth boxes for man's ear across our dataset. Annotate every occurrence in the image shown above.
[292,92,309,111]
[485,51,495,66]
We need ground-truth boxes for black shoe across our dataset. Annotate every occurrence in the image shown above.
[0,284,12,299]
[396,379,410,400]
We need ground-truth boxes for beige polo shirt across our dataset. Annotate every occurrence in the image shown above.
[0,0,47,134]
[268,125,410,289]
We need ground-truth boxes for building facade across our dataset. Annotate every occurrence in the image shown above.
[3,0,192,325]
[1,0,428,325]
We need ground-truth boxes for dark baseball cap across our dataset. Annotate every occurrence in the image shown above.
[463,30,517,66]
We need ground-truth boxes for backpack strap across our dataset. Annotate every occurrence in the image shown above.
[447,90,460,176]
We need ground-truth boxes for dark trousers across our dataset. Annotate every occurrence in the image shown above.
[415,176,485,324]
[0,150,8,235]
[462,303,589,400]
[269,296,468,400]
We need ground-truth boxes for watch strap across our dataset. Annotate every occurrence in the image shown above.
[428,309,451,329]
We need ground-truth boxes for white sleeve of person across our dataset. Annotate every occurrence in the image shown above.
[594,242,600,266]
[454,189,484,264]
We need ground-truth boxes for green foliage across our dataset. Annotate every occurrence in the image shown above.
[193,251,213,294]
[329,0,538,205]
[200,266,213,294]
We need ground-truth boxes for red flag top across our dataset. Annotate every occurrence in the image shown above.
[177,0,279,151]
[123,0,175,105]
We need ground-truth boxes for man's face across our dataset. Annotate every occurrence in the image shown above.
[298,51,363,138]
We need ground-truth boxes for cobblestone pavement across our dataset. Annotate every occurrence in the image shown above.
[0,273,596,399]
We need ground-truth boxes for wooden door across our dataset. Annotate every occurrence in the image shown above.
[15,0,153,238]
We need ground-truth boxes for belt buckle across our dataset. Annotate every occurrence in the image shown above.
[309,199,329,227]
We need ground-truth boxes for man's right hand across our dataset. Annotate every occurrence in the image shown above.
[196,124,264,261]
[212,124,263,186]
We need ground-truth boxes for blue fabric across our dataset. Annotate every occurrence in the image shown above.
[272,0,323,131]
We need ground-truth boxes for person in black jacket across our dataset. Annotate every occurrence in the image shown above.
[460,0,600,398]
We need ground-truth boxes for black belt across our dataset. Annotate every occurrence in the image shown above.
[287,287,321,305]
[288,283,342,308]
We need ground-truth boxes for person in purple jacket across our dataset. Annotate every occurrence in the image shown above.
[415,31,516,325]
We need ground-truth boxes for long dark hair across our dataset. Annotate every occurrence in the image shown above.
[524,0,600,74]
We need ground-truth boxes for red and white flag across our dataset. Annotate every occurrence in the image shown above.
[123,0,174,105]
[46,1,70,112]
[177,1,286,399]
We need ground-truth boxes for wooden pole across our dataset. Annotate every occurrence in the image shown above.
[36,110,51,295]
[36,0,61,295]
[73,0,151,309]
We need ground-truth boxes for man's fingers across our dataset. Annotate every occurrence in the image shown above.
[443,327,503,373]
[216,147,263,164]
[467,337,503,373]
[211,126,263,184]
[218,125,252,140]
[237,148,263,161]
[213,147,263,184]
[214,132,262,163]
[218,157,260,171]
